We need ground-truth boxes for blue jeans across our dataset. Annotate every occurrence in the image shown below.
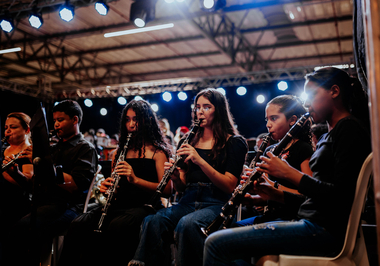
[132,183,229,266]
[203,219,342,266]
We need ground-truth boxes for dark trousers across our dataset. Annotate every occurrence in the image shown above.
[58,205,152,266]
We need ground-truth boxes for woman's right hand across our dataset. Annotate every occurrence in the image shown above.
[164,158,180,181]
[99,177,115,193]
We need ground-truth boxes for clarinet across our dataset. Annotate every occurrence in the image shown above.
[201,113,310,236]
[144,119,202,212]
[1,151,23,173]
[94,133,132,233]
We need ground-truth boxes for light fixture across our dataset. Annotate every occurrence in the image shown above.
[59,1,75,22]
[236,86,247,96]
[95,1,109,16]
[216,87,226,96]
[0,17,14,33]
[104,23,174,38]
[151,103,159,112]
[117,96,127,105]
[134,95,143,101]
[277,81,288,91]
[256,95,265,104]
[162,91,172,102]
[130,0,157,28]
[300,92,308,102]
[0,47,21,55]
[29,11,43,29]
[178,91,187,101]
[84,99,93,107]
[200,0,225,11]
[100,108,108,116]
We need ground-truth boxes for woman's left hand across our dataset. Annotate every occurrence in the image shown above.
[256,151,291,179]
[176,144,202,165]
[115,161,137,184]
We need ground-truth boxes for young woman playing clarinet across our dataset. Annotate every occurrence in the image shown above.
[0,112,33,262]
[203,67,372,265]
[236,95,313,226]
[128,88,248,266]
[58,99,172,266]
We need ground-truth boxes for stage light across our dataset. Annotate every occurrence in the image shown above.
[236,86,247,96]
[151,103,159,112]
[200,0,225,11]
[29,12,43,29]
[84,99,93,107]
[134,95,143,101]
[277,81,288,91]
[95,1,109,16]
[59,1,75,22]
[0,17,14,33]
[0,47,21,55]
[130,0,157,28]
[162,91,172,102]
[256,95,265,104]
[100,108,107,116]
[178,92,187,101]
[216,87,225,96]
[117,96,127,105]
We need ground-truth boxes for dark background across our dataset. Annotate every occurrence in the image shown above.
[0,79,306,140]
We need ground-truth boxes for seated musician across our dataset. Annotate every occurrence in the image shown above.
[58,99,172,266]
[236,95,313,226]
[203,67,371,265]
[0,113,33,262]
[4,100,98,266]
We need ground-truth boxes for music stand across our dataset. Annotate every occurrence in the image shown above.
[28,103,56,265]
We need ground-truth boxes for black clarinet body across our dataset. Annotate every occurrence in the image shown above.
[201,113,310,236]
[144,119,202,212]
[94,133,132,232]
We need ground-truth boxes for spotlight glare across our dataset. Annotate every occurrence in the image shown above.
[100,108,108,116]
[216,87,226,96]
[151,103,159,112]
[0,19,14,33]
[84,99,93,107]
[165,0,174,3]
[134,95,143,101]
[29,14,43,29]
[236,86,247,96]
[256,95,265,104]
[95,1,109,15]
[117,96,127,105]
[178,91,187,101]
[59,4,75,22]
[300,92,308,102]
[162,91,172,102]
[277,81,288,91]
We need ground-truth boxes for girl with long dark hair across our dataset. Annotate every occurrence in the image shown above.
[129,89,248,266]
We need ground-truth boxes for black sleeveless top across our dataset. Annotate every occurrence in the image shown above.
[112,158,158,209]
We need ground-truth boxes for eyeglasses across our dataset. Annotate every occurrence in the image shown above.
[195,106,212,112]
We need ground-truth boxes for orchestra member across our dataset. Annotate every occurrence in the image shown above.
[58,99,172,266]
[203,67,371,265]
[129,88,248,266]
[5,100,98,266]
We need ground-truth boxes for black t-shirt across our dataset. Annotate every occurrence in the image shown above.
[266,140,314,190]
[290,116,371,240]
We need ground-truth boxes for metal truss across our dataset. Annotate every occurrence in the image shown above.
[0,0,354,95]
[57,65,347,99]
[0,76,55,100]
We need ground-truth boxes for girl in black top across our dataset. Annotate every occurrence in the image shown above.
[129,88,248,266]
[236,95,313,225]
[203,67,371,265]
[59,100,172,266]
